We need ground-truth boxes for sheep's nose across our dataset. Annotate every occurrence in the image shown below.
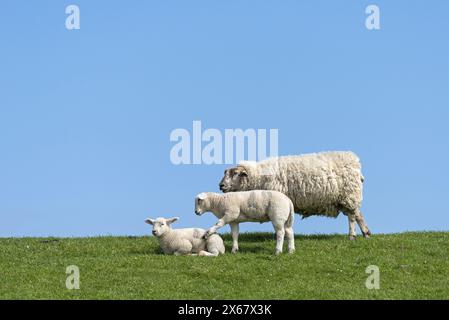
[152,230,157,235]
[219,183,225,189]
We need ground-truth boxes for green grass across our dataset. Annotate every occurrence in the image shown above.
[1,232,448,299]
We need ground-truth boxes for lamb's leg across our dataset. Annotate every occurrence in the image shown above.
[285,226,295,254]
[355,210,371,238]
[230,223,239,254]
[198,250,219,257]
[205,215,234,239]
[272,222,285,255]
[348,214,357,241]
[204,219,225,238]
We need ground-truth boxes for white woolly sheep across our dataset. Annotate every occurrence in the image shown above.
[145,217,225,257]
[218,151,371,240]
[195,190,295,255]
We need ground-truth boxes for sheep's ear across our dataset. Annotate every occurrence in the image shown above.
[166,217,179,225]
[238,168,248,177]
[197,193,207,200]
[145,218,155,225]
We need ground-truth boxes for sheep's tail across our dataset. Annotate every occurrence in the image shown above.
[286,201,295,228]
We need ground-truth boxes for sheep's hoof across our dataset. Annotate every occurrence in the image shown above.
[274,250,282,255]
[202,232,211,240]
[288,248,296,254]
[231,248,239,254]
[349,235,356,241]
[203,230,217,240]
[362,230,372,238]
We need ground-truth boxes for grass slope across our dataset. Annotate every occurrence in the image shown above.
[1,232,448,299]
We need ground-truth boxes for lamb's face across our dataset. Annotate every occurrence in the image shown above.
[145,217,178,237]
[195,193,209,215]
[219,167,248,193]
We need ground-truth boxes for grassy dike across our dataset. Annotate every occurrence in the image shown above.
[1,232,448,299]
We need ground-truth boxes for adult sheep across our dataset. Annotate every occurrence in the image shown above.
[218,151,371,240]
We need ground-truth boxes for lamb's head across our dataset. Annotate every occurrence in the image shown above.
[219,165,249,193]
[145,217,179,237]
[195,193,212,216]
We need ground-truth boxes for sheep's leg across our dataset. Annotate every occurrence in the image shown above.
[230,223,239,254]
[348,214,357,240]
[342,206,357,240]
[285,226,295,254]
[272,223,285,255]
[174,251,189,256]
[204,217,228,239]
[198,250,219,257]
[355,210,371,238]
[343,206,371,240]
[205,213,237,239]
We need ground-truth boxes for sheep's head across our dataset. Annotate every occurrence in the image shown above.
[145,217,178,237]
[195,193,211,216]
[219,166,248,193]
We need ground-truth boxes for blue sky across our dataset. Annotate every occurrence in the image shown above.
[1,1,448,237]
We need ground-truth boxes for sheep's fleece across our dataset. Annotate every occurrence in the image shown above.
[219,151,371,238]
[145,217,225,256]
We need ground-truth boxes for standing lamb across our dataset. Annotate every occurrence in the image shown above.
[145,217,225,256]
[218,151,371,240]
[195,190,295,255]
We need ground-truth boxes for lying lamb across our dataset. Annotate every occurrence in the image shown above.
[145,217,225,257]
[218,151,371,240]
[195,190,295,255]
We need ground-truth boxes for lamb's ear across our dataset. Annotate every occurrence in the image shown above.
[197,193,207,200]
[166,217,179,225]
[145,218,155,225]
